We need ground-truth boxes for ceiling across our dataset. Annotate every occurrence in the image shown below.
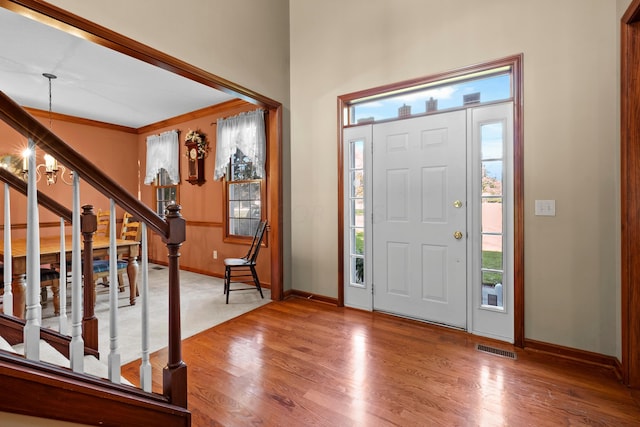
[0,7,236,129]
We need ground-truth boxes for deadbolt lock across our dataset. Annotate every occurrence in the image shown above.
[453,231,463,240]
[453,200,463,208]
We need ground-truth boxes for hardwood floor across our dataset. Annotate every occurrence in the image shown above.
[122,298,640,426]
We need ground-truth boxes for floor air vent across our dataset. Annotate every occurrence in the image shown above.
[476,344,517,360]
[152,266,164,270]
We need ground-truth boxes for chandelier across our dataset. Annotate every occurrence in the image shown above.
[21,73,72,185]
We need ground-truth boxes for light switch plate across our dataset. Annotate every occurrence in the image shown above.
[535,199,556,216]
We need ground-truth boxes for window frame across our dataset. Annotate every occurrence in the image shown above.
[222,177,267,245]
[152,169,180,218]
[337,54,523,345]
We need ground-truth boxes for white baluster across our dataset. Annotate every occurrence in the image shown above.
[3,183,13,316]
[108,198,121,383]
[69,172,84,372]
[140,222,151,392]
[24,139,41,361]
[58,218,67,335]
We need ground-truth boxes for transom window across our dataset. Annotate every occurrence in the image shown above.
[348,68,511,125]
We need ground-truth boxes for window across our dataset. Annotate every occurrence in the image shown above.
[145,130,179,218]
[226,148,263,238]
[215,109,267,241]
[348,139,365,287]
[152,168,179,218]
[144,130,179,184]
[480,121,505,309]
[348,69,511,125]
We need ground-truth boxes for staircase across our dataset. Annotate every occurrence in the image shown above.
[2,335,132,384]
[0,90,191,426]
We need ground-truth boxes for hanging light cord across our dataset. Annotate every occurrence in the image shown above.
[43,72,56,129]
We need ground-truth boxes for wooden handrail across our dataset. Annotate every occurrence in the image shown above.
[0,352,190,426]
[0,168,72,222]
[0,91,168,238]
[0,90,188,410]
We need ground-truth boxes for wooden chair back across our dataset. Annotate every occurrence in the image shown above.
[95,209,110,238]
[120,212,142,242]
[246,220,268,264]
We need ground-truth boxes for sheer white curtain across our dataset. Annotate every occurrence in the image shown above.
[214,109,265,180]
[144,130,179,184]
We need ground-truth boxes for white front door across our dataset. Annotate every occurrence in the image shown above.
[372,111,467,328]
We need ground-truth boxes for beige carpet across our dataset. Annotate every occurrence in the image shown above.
[41,264,271,364]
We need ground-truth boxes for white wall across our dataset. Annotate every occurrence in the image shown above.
[290,0,620,356]
[47,0,290,104]
[46,0,293,291]
[43,0,624,357]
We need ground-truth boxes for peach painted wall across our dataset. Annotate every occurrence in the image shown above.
[0,113,138,239]
[0,101,271,285]
[138,102,272,285]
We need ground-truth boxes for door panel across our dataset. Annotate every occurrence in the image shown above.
[387,242,410,295]
[422,244,447,301]
[373,111,467,328]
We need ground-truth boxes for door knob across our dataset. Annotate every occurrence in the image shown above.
[453,231,463,240]
[453,200,463,208]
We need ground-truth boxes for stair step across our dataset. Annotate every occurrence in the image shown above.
[10,339,133,385]
[12,339,70,368]
[0,335,16,353]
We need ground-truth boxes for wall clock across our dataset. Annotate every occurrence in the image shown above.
[185,142,205,185]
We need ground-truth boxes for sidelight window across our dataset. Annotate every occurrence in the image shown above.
[348,139,365,287]
[480,121,505,309]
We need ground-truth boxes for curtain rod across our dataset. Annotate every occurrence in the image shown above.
[148,129,179,137]
[210,108,267,126]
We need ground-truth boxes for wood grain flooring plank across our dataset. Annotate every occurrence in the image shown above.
[123,298,640,426]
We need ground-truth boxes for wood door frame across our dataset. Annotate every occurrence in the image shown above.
[0,0,284,300]
[337,54,524,346]
[621,0,640,388]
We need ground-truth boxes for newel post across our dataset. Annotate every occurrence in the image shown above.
[81,205,98,351]
[163,204,188,408]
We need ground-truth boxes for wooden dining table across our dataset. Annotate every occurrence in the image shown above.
[0,235,140,319]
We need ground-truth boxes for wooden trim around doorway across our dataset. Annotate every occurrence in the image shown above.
[337,54,524,346]
[620,0,640,388]
[1,0,284,302]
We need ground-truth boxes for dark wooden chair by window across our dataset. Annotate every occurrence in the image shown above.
[223,220,267,304]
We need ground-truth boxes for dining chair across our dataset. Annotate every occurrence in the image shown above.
[120,212,141,242]
[95,208,110,238]
[92,259,127,293]
[54,208,111,284]
[0,263,61,316]
[223,220,268,304]
[40,266,61,315]
[91,211,134,294]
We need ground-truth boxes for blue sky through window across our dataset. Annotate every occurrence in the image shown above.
[352,73,511,124]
